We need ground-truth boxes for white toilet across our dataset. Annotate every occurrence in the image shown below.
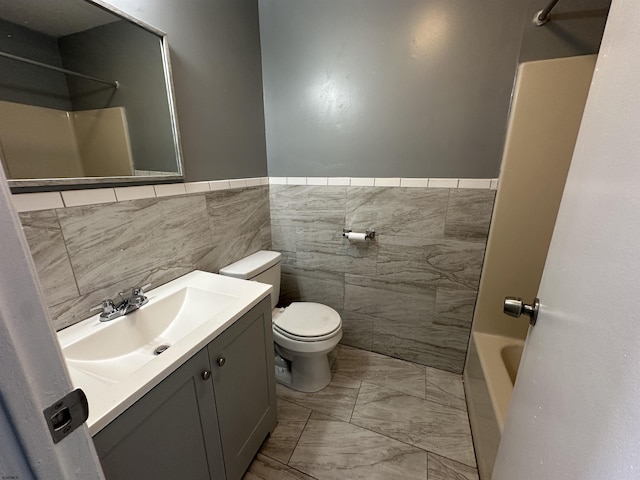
[219,250,342,392]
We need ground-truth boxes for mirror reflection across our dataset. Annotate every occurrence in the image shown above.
[0,0,182,185]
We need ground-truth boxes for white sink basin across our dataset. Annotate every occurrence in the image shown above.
[63,287,238,382]
[57,270,271,435]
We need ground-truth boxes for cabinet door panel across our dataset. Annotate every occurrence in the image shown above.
[93,349,225,480]
[209,297,277,480]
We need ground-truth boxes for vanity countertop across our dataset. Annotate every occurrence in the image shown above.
[57,270,271,435]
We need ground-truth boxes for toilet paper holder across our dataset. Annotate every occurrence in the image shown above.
[342,228,376,240]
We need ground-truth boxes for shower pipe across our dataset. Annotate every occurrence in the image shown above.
[533,0,560,26]
[0,50,119,89]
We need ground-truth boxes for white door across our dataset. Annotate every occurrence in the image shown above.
[0,174,103,476]
[493,1,640,478]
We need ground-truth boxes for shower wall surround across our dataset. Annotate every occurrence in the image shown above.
[17,182,271,331]
[270,183,496,373]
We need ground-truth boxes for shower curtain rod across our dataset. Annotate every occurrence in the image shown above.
[533,0,560,26]
[0,51,119,89]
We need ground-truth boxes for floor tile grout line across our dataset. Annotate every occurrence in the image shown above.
[275,394,354,424]
[285,411,318,479]
[427,450,480,475]
[340,344,463,380]
[259,402,312,467]
[276,393,477,472]
[334,369,428,401]
[348,388,478,469]
[348,380,362,423]
[292,398,430,458]
[278,393,419,453]
[340,344,452,370]
[274,344,475,470]
[285,409,313,466]
[284,344,466,403]
[360,378,430,403]
[343,384,446,458]
[426,451,430,480]
[279,346,466,420]
[346,413,475,468]
[255,453,319,480]
[292,461,319,479]
[425,366,429,400]
[335,345,438,401]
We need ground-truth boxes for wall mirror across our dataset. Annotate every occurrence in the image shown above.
[0,0,184,190]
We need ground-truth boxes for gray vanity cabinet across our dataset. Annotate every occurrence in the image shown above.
[93,348,226,479]
[93,297,276,480]
[208,296,277,480]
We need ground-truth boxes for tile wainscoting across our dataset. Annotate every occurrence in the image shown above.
[270,184,496,374]
[18,184,271,331]
[15,176,496,373]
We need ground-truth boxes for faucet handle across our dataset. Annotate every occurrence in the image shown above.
[90,299,116,315]
[129,283,151,308]
[132,283,151,296]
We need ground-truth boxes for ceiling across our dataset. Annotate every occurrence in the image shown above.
[0,0,119,38]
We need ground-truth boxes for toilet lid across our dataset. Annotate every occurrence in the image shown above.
[273,302,341,338]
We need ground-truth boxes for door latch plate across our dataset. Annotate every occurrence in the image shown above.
[43,388,89,443]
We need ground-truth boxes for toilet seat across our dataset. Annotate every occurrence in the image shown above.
[273,302,341,342]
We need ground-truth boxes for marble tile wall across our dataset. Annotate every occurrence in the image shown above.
[270,185,495,373]
[20,186,271,331]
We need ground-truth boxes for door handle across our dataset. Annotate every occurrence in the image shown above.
[504,297,540,326]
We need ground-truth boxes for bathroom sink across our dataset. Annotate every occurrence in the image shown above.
[63,286,238,382]
[56,270,272,434]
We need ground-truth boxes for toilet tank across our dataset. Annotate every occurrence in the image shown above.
[219,250,281,309]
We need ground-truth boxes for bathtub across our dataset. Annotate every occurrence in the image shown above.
[463,332,524,479]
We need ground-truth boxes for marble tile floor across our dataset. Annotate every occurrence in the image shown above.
[243,345,478,480]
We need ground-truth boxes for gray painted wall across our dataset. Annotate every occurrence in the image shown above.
[259,0,531,178]
[519,0,610,62]
[0,19,71,110]
[103,0,268,181]
[59,20,177,173]
[259,0,611,179]
[0,0,611,182]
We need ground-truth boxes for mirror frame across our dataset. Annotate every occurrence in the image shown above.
[5,0,185,193]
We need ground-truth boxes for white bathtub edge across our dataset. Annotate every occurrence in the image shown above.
[472,331,525,433]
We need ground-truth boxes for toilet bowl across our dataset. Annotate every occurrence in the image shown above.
[219,251,342,392]
[272,302,342,392]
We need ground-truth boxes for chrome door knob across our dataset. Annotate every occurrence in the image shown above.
[504,296,540,326]
[216,357,226,367]
[202,370,211,380]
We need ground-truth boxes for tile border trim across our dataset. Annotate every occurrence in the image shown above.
[11,176,497,212]
[269,177,498,190]
[11,177,269,212]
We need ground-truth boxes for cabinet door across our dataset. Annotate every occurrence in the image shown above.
[209,297,277,480]
[93,349,226,480]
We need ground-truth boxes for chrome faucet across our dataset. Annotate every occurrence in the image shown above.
[90,284,151,322]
